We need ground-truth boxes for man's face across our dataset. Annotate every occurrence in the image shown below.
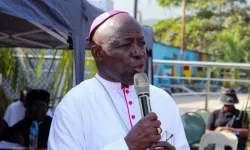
[95,15,147,85]
[223,104,234,111]
[30,100,48,121]
[20,90,28,106]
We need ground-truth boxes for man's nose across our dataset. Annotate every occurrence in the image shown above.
[132,45,145,59]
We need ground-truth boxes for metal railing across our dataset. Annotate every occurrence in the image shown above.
[153,60,250,110]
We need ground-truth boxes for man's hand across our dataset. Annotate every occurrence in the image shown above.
[215,126,226,132]
[222,129,233,133]
[152,141,176,150]
[215,126,233,132]
[124,112,162,150]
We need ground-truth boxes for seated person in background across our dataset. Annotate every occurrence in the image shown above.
[4,87,31,127]
[1,89,52,148]
[206,88,249,150]
[4,87,53,127]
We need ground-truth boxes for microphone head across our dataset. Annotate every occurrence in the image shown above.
[134,72,149,96]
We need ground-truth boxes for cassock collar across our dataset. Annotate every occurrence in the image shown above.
[95,73,133,91]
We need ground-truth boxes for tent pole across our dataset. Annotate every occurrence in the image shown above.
[73,35,85,85]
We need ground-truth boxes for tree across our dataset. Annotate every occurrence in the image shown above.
[0,48,97,112]
[155,0,250,124]
[154,0,250,61]
[155,0,250,83]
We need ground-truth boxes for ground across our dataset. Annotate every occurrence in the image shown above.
[174,94,249,114]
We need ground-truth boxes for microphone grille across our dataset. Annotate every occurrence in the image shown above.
[134,73,149,95]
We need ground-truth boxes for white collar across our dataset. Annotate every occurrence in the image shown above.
[95,73,134,91]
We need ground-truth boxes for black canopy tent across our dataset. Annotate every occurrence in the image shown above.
[0,13,69,49]
[0,0,104,85]
[0,0,154,85]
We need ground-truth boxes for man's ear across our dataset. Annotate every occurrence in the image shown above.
[91,45,103,62]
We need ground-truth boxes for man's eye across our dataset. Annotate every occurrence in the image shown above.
[139,42,146,46]
[119,44,130,48]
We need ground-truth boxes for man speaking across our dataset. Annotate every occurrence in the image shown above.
[48,10,189,150]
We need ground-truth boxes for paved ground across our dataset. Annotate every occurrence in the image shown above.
[173,94,249,114]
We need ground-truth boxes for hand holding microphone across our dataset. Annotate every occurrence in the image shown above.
[124,112,162,150]
[124,73,175,150]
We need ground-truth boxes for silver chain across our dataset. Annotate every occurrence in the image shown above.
[94,76,130,132]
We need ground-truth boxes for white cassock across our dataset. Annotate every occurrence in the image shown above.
[4,100,53,127]
[48,74,190,150]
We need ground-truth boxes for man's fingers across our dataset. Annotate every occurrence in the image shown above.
[145,128,158,135]
[149,135,161,144]
[151,120,161,128]
[155,141,176,150]
[145,112,158,120]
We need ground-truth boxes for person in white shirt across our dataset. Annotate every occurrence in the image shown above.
[4,87,53,127]
[48,10,189,150]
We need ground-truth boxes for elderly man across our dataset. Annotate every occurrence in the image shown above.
[4,87,32,127]
[48,10,189,150]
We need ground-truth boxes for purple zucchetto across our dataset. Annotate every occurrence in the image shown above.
[88,10,128,43]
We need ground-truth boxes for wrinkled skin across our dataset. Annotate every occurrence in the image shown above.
[91,13,147,85]
[125,112,176,150]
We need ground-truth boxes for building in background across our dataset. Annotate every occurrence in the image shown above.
[88,0,114,11]
[153,41,210,86]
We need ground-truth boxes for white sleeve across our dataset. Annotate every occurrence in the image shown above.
[174,108,190,150]
[48,94,129,150]
[3,105,12,127]
[48,100,86,150]
[160,91,190,150]
[101,139,129,150]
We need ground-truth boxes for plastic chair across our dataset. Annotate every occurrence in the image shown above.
[199,132,238,150]
[195,109,211,124]
[181,112,206,145]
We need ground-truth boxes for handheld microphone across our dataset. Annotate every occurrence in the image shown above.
[134,72,152,117]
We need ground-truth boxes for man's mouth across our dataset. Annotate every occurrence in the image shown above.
[133,63,146,72]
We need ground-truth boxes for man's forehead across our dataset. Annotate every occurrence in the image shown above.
[23,90,28,95]
[109,31,144,42]
[110,23,144,39]
[92,11,143,44]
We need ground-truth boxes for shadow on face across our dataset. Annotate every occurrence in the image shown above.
[223,104,235,111]
[27,100,48,121]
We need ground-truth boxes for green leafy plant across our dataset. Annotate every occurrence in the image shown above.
[0,48,97,111]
